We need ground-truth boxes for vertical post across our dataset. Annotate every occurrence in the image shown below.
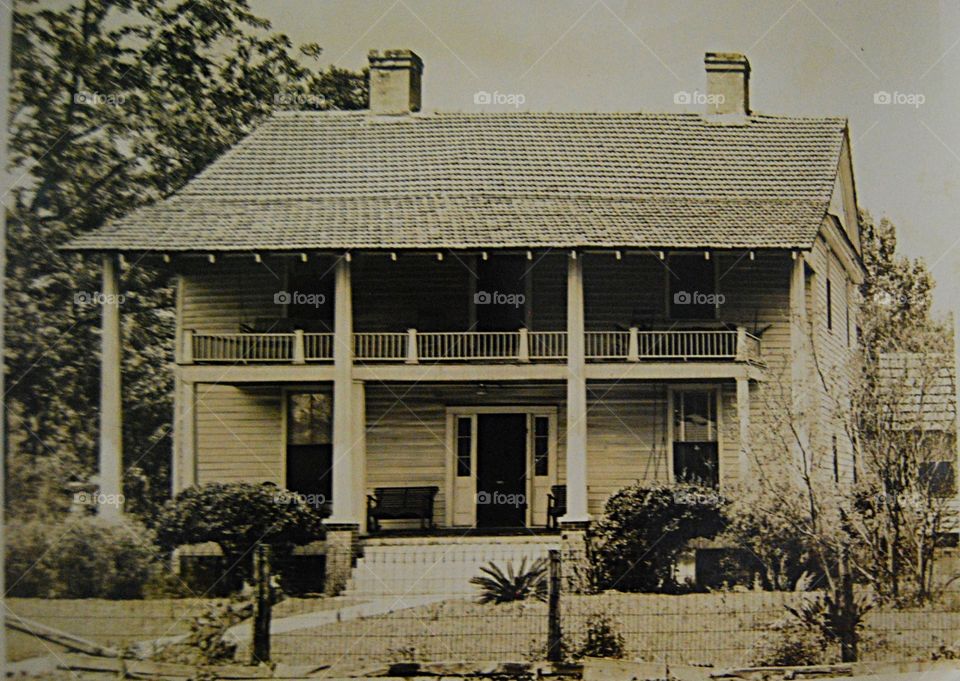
[99,253,123,520]
[352,380,367,534]
[327,256,357,525]
[181,329,194,364]
[737,377,751,480]
[518,327,530,363]
[627,326,640,362]
[563,252,590,524]
[735,326,747,361]
[954,313,960,506]
[789,252,810,463]
[251,543,272,664]
[292,329,306,364]
[171,375,197,494]
[547,549,562,663]
[405,328,419,364]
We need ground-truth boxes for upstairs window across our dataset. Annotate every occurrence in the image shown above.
[668,254,717,320]
[826,279,834,331]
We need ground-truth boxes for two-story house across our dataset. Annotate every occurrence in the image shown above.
[66,50,865,594]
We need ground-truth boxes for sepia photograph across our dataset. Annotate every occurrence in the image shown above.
[2,1,960,679]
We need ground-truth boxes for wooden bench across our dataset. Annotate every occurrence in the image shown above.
[367,486,439,532]
[547,485,566,529]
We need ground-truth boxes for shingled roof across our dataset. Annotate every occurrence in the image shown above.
[65,111,848,252]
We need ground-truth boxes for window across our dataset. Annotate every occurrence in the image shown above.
[533,416,549,477]
[286,393,333,511]
[456,417,472,477]
[826,279,833,331]
[845,286,851,347]
[673,390,719,487]
[920,461,957,497]
[668,254,717,320]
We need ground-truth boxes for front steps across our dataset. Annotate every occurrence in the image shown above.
[344,534,561,597]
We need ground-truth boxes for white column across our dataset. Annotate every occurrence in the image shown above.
[172,375,196,494]
[736,377,751,480]
[326,256,359,525]
[563,252,590,524]
[99,254,123,520]
[353,381,367,533]
[789,253,810,464]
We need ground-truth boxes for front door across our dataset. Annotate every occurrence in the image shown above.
[476,414,527,527]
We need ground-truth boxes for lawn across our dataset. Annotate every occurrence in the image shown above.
[5,595,363,663]
[266,590,960,674]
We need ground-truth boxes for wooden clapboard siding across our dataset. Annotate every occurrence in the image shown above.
[353,255,472,331]
[584,253,665,329]
[585,384,670,514]
[194,383,283,484]
[719,382,742,487]
[180,260,282,333]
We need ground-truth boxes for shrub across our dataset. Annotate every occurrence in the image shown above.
[589,482,727,592]
[752,619,829,666]
[155,482,326,589]
[471,557,547,603]
[571,613,625,660]
[5,516,162,598]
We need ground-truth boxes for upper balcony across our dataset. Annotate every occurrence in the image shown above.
[184,327,762,365]
[174,250,784,381]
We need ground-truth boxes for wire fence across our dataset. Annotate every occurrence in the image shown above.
[7,543,960,675]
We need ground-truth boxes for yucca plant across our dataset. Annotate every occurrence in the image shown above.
[470,557,548,604]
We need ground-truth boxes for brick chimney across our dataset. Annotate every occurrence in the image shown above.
[368,49,423,114]
[704,52,750,115]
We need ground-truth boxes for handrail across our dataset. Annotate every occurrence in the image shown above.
[184,328,760,364]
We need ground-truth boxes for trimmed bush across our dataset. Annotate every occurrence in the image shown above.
[5,516,162,598]
[155,482,326,590]
[590,482,727,592]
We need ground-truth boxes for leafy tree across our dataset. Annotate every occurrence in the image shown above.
[6,0,367,517]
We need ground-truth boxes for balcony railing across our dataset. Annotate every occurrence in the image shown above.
[184,327,762,365]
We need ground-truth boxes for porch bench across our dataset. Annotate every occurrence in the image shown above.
[547,485,566,529]
[367,486,439,532]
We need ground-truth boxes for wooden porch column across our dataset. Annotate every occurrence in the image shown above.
[326,256,360,526]
[736,377,751,479]
[352,380,367,533]
[562,252,590,525]
[99,254,123,520]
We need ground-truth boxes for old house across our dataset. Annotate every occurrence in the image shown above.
[66,51,865,594]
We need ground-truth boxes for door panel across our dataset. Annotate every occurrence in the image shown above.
[476,414,527,527]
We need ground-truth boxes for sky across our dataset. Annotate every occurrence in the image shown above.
[249,0,960,314]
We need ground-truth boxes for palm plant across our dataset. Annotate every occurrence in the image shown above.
[470,557,548,604]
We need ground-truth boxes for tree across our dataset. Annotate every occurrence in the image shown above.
[6,0,367,517]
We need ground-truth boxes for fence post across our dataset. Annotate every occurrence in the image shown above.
[252,543,271,664]
[405,328,419,364]
[547,548,562,663]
